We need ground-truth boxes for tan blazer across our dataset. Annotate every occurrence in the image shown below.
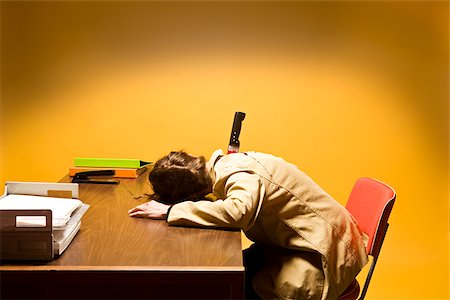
[168,150,368,299]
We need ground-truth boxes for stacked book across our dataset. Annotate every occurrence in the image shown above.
[69,158,152,179]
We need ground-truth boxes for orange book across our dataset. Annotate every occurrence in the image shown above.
[69,166,148,179]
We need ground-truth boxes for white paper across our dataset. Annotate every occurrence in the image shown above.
[0,194,82,228]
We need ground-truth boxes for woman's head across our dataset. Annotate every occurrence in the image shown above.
[149,151,212,204]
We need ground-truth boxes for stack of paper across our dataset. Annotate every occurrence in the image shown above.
[0,194,81,228]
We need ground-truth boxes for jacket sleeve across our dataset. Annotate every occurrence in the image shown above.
[167,171,264,231]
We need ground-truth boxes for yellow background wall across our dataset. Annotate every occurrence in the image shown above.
[1,2,448,299]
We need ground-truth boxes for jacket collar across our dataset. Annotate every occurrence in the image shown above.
[207,149,225,184]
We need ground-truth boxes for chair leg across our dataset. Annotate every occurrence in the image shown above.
[359,224,389,300]
[358,255,378,300]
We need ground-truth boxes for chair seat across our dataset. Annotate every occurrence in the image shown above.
[337,279,360,300]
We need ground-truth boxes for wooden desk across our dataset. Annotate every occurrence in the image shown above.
[0,173,244,299]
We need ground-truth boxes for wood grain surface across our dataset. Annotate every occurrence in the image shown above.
[0,173,244,299]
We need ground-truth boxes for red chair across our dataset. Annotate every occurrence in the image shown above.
[338,178,396,300]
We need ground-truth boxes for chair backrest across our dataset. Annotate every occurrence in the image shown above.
[346,177,396,257]
[344,177,396,299]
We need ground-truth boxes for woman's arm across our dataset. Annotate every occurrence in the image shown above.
[167,171,265,231]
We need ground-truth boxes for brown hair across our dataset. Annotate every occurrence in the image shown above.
[149,151,212,204]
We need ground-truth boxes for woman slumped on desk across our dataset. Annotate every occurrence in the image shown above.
[128,149,368,300]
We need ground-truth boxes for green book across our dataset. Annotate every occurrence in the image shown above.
[74,158,151,169]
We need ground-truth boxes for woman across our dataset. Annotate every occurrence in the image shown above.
[128,149,368,300]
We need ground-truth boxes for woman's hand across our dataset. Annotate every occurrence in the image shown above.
[128,201,170,219]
